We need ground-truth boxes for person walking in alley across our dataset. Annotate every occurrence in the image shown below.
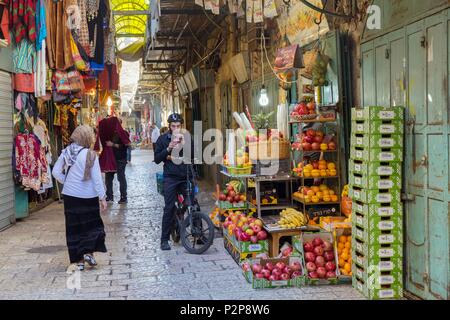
[94,116,131,204]
[151,123,160,151]
[154,113,194,251]
[53,125,108,271]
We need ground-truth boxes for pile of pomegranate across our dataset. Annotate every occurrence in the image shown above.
[243,261,303,281]
[303,237,337,279]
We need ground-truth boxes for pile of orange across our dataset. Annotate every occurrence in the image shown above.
[337,235,352,276]
[293,184,339,203]
[296,161,338,178]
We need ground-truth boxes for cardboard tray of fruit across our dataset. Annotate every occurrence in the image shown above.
[294,232,339,285]
[241,257,306,289]
[334,228,352,283]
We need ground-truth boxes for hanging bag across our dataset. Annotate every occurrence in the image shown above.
[70,34,89,71]
[67,69,85,93]
[54,70,71,94]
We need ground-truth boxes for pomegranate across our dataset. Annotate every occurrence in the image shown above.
[280,273,290,281]
[265,262,275,272]
[302,142,312,151]
[311,142,320,151]
[316,267,327,279]
[315,256,325,267]
[255,273,265,279]
[309,271,319,279]
[304,135,314,144]
[257,230,268,240]
[328,142,336,150]
[252,264,263,274]
[313,246,324,257]
[292,271,302,278]
[283,266,292,275]
[269,275,278,281]
[306,262,316,272]
[306,129,315,137]
[272,268,282,278]
[314,135,323,144]
[242,262,251,272]
[322,240,333,251]
[250,235,258,244]
[275,262,286,270]
[303,242,314,252]
[324,251,335,262]
[290,262,302,272]
[326,271,337,278]
[261,269,271,279]
[312,237,324,247]
[305,252,316,263]
[325,261,336,272]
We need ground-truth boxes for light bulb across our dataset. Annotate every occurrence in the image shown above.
[106,96,113,108]
[259,87,269,107]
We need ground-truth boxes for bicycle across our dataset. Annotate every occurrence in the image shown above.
[170,162,215,254]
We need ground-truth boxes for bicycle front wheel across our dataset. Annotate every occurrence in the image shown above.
[180,211,215,254]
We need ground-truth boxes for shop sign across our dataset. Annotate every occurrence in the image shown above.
[273,45,304,73]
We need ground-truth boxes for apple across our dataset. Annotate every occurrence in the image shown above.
[261,269,271,279]
[234,195,241,203]
[314,135,323,144]
[251,225,262,233]
[242,262,251,272]
[241,232,250,242]
[256,230,268,240]
[312,237,324,247]
[275,262,286,270]
[316,267,327,278]
[306,129,315,137]
[325,261,336,272]
[328,142,336,150]
[303,242,314,252]
[309,271,319,279]
[272,268,282,278]
[280,273,290,281]
[304,135,314,144]
[265,262,275,272]
[283,266,292,275]
[226,196,233,203]
[312,161,319,169]
[326,271,337,278]
[305,252,316,263]
[255,273,265,279]
[269,275,278,281]
[324,251,335,262]
[245,228,254,236]
[290,262,302,272]
[219,194,226,201]
[302,142,312,151]
[315,256,326,267]
[306,262,316,272]
[314,246,324,257]
[292,271,302,278]
[228,190,236,198]
[311,142,320,151]
[252,264,263,274]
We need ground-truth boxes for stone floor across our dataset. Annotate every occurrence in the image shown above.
[0,150,364,300]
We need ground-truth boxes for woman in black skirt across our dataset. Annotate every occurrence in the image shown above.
[53,125,108,271]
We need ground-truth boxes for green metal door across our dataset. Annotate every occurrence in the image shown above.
[361,9,450,300]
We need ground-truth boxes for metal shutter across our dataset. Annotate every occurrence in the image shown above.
[0,71,15,230]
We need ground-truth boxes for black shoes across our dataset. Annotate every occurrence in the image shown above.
[160,241,171,251]
[84,254,97,267]
[105,197,114,202]
[118,198,128,204]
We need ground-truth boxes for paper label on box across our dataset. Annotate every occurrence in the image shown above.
[354,191,361,199]
[379,261,394,271]
[378,166,393,175]
[380,125,396,134]
[357,216,363,225]
[356,268,363,278]
[379,289,395,298]
[378,180,394,189]
[378,207,394,216]
[356,150,363,158]
[357,124,364,132]
[355,164,362,172]
[378,221,395,230]
[356,110,363,118]
[357,229,363,239]
[379,138,395,147]
[357,204,363,212]
[357,281,363,291]
[379,234,395,244]
[377,194,392,202]
[379,248,394,258]
[379,152,395,161]
[357,256,364,265]
[356,242,363,252]
[248,244,262,251]
[379,111,395,119]
[356,137,363,145]
[380,275,394,285]
[271,280,288,287]
[355,177,362,185]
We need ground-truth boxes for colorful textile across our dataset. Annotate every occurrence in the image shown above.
[94,116,130,172]
[98,64,119,90]
[14,132,49,191]
[12,38,36,73]
[35,0,46,50]
[13,73,35,93]
[10,0,37,43]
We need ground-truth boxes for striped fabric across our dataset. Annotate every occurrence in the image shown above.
[12,38,36,73]
[10,0,37,43]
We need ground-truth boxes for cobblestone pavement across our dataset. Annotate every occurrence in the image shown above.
[0,150,364,300]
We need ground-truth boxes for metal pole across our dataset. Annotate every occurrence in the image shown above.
[171,73,175,113]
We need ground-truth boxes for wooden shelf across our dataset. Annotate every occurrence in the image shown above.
[292,175,339,179]
[248,201,293,211]
[289,118,337,124]
[291,149,338,153]
[220,171,256,179]
[293,196,340,206]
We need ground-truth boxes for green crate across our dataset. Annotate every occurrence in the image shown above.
[350,147,403,162]
[353,251,403,272]
[237,239,269,254]
[353,223,403,245]
[351,106,404,121]
[349,174,402,190]
[353,212,403,233]
[352,201,403,217]
[349,160,402,177]
[218,201,248,210]
[351,134,403,149]
[353,275,403,300]
[352,237,403,258]
[351,120,404,135]
[353,263,402,286]
[349,186,401,204]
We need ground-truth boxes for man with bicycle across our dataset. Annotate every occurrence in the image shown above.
[154,113,195,251]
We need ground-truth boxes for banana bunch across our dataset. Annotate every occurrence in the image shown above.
[342,184,349,197]
[228,180,244,193]
[278,208,307,229]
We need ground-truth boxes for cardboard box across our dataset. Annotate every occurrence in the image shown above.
[237,239,269,254]
[241,257,306,289]
[352,251,402,272]
[353,224,403,245]
[349,160,402,177]
[353,211,403,232]
[351,106,404,121]
[349,174,402,190]
[334,228,352,282]
[351,134,403,149]
[224,237,265,265]
[320,216,351,232]
[351,120,404,135]
[353,263,402,286]
[350,147,403,163]
[352,201,403,217]
[352,237,403,258]
[297,232,339,285]
[219,201,248,210]
[349,186,401,204]
[353,275,403,300]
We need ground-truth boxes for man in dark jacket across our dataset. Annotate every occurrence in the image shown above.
[154,113,193,251]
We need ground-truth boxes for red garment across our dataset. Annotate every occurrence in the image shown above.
[13,73,34,92]
[94,117,131,172]
[10,0,36,43]
[98,64,119,90]
[15,133,49,191]
[0,2,10,44]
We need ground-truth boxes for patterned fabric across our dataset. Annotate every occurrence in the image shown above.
[15,133,49,191]
[76,0,90,54]
[10,0,37,43]
[35,0,46,50]
[12,38,36,73]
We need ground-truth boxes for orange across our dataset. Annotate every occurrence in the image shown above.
[318,160,327,166]
[311,186,320,193]
[339,235,347,243]
[323,196,331,202]
[316,192,323,200]
[331,195,339,202]
[329,169,337,176]
[338,258,346,268]
[344,263,351,273]
[320,143,328,151]
[338,242,345,250]
[319,184,328,191]
[337,248,342,255]
[312,196,320,203]
[304,196,311,203]
[307,190,315,197]
[311,170,320,177]
[305,164,314,171]
[318,164,327,170]
[345,242,351,249]
[340,269,349,276]
[327,163,336,170]
[303,171,311,177]
[320,169,327,177]
[322,190,330,196]
[328,190,335,195]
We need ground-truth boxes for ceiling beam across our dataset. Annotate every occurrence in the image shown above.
[113,10,150,15]
[112,9,204,16]
[116,33,145,38]
[145,59,180,63]
[149,46,187,51]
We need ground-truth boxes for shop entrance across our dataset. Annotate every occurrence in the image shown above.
[361,9,450,300]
